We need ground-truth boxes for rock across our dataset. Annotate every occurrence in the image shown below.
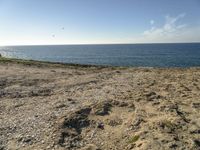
[189,125,200,134]
[145,92,159,101]
[111,100,129,107]
[158,120,177,133]
[190,129,200,134]
[18,136,34,145]
[55,103,67,109]
[93,102,112,116]
[118,101,129,107]
[152,101,160,105]
[41,140,45,144]
[50,70,56,72]
[193,139,200,147]
[29,88,52,97]
[67,98,74,102]
[111,100,120,105]
[105,118,123,126]
[97,122,104,129]
[159,103,178,112]
[128,103,135,109]
[80,144,99,150]
[169,143,178,149]
[125,143,135,149]
[130,117,143,130]
[0,146,5,150]
[192,103,200,109]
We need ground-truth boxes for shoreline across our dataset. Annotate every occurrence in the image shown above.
[1,56,200,69]
[0,57,112,69]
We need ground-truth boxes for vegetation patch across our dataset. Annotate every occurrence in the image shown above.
[128,135,140,143]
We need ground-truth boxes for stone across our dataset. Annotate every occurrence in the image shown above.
[80,144,99,150]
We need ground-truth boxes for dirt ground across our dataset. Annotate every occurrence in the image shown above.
[0,60,200,150]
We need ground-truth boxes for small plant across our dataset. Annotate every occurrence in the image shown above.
[128,135,140,143]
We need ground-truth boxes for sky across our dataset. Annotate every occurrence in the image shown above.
[0,0,200,45]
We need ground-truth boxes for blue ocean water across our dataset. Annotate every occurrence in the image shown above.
[0,43,200,67]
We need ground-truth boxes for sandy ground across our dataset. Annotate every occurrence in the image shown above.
[0,60,200,150]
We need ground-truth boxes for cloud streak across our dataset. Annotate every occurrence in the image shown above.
[132,13,200,43]
[144,13,186,36]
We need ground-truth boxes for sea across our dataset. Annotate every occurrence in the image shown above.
[0,43,200,67]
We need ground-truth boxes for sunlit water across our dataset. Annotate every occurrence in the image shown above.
[0,43,200,67]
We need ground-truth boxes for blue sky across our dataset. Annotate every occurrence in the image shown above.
[0,0,200,45]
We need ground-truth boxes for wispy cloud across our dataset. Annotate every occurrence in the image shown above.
[150,20,154,25]
[132,13,200,43]
[144,13,186,37]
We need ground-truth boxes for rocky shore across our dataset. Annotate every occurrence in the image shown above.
[0,58,200,150]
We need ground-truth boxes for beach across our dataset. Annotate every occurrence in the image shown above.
[0,58,200,150]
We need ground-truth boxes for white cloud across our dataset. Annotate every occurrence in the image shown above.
[144,13,186,36]
[132,13,200,43]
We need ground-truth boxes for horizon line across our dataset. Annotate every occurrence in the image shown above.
[1,42,200,47]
